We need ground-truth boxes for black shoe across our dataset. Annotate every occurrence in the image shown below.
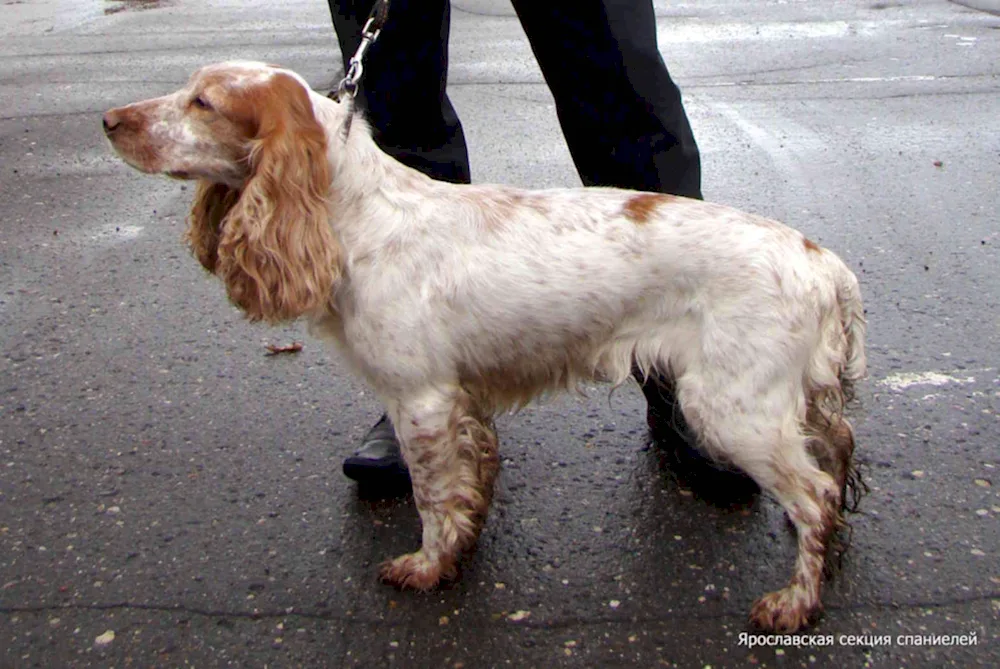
[647,404,761,504]
[639,371,761,504]
[343,414,411,488]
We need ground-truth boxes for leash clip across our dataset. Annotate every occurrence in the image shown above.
[331,2,389,102]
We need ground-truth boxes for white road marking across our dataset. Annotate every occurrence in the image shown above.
[89,224,144,241]
[877,371,989,392]
[698,75,941,88]
[657,20,889,44]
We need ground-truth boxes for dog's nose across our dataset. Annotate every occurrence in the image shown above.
[102,109,122,135]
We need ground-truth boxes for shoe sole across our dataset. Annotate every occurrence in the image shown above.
[343,457,411,485]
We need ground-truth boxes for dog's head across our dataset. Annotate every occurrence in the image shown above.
[104,62,340,322]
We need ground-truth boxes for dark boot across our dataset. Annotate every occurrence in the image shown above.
[636,369,761,502]
[343,414,411,490]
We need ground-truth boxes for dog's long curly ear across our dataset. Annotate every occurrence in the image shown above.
[216,73,339,323]
[186,181,239,273]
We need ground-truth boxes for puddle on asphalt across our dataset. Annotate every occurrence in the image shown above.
[104,0,173,15]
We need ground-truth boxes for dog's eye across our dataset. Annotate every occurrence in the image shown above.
[192,96,212,111]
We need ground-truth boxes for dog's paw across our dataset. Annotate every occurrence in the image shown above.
[378,551,453,591]
[748,588,822,633]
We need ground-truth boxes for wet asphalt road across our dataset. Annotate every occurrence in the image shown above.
[1,0,999,667]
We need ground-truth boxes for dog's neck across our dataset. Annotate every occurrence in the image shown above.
[307,91,463,265]
[311,92,442,204]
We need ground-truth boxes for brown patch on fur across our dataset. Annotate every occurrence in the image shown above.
[186,181,239,272]
[380,551,455,591]
[803,237,822,253]
[458,340,597,415]
[383,392,499,590]
[805,386,866,514]
[473,189,551,230]
[804,382,867,579]
[476,192,517,230]
[519,194,551,217]
[443,396,499,546]
[104,102,174,173]
[622,193,674,224]
[200,73,339,323]
[749,479,838,632]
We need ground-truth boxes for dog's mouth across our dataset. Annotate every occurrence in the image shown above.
[166,170,193,180]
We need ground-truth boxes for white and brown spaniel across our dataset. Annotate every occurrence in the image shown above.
[104,61,867,632]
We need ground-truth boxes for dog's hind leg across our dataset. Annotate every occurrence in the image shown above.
[677,378,841,632]
[379,387,499,590]
[744,447,840,632]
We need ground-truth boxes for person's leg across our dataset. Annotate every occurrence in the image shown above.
[508,0,701,198]
[328,0,471,183]
[328,0,471,487]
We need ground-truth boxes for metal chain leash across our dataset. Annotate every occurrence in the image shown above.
[331,0,391,102]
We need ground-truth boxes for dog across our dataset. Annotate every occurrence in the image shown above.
[103,61,866,632]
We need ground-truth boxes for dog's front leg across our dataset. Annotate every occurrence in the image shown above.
[379,387,499,590]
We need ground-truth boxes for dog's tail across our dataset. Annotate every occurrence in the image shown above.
[833,259,869,555]
[806,251,868,517]
[833,256,867,388]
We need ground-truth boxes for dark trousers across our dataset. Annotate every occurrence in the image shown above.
[327,0,702,198]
